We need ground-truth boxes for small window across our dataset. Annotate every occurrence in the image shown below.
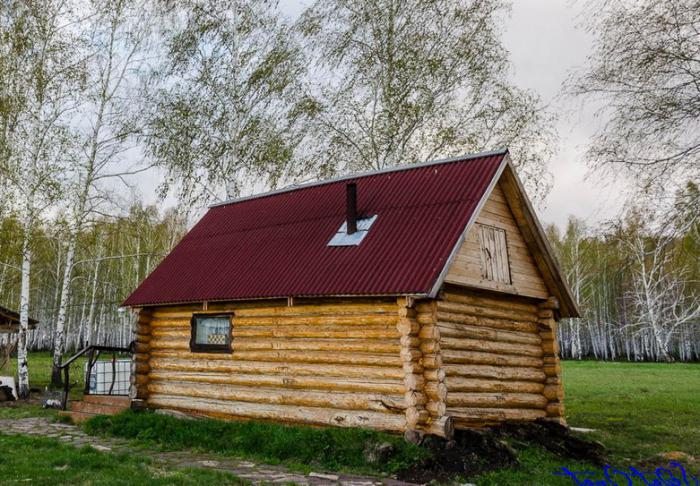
[477,224,511,285]
[190,314,232,353]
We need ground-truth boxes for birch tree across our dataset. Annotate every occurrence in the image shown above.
[146,0,314,206]
[298,0,556,200]
[49,0,156,387]
[620,216,700,362]
[570,0,700,194]
[0,0,82,397]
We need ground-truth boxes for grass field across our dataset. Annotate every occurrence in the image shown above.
[0,433,245,485]
[1,355,698,485]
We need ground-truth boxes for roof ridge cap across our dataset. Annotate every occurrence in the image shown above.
[209,148,509,209]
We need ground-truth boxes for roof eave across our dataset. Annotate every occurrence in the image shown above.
[498,157,581,318]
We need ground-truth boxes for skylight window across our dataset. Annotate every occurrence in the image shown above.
[328,215,377,246]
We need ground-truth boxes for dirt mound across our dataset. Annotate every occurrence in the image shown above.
[397,420,606,483]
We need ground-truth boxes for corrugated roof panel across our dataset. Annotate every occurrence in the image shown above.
[123,151,507,306]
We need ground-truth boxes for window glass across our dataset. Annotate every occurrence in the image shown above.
[191,315,231,352]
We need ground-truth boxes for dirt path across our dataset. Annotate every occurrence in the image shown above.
[0,417,419,486]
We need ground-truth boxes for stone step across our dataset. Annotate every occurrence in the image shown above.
[83,395,131,407]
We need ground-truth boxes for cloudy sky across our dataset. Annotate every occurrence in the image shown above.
[499,0,626,228]
[137,0,627,229]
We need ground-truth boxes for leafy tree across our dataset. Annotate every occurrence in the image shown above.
[49,0,156,387]
[298,0,556,200]
[146,0,315,206]
[0,0,83,397]
[570,0,700,194]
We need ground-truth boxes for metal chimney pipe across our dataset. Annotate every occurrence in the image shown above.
[346,183,357,235]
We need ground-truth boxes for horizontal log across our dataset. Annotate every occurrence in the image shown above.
[131,374,148,386]
[404,390,427,407]
[437,301,539,323]
[404,373,425,391]
[148,381,406,413]
[424,416,453,439]
[445,377,544,394]
[400,336,421,348]
[426,400,447,417]
[441,349,543,368]
[546,402,564,417]
[402,361,424,374]
[396,318,420,336]
[152,325,400,339]
[133,342,150,354]
[437,312,539,333]
[419,340,439,354]
[446,392,548,409]
[235,303,398,318]
[439,291,539,314]
[425,382,448,401]
[150,337,401,354]
[397,307,417,318]
[150,349,403,367]
[405,407,430,428]
[444,364,546,382]
[421,354,442,369]
[149,370,404,394]
[135,333,151,344]
[149,357,405,380]
[133,362,150,374]
[543,363,561,377]
[440,337,543,358]
[424,368,446,382]
[148,395,407,431]
[232,315,399,327]
[436,323,540,346]
[418,325,440,340]
[449,407,547,424]
[400,348,422,362]
[543,384,563,401]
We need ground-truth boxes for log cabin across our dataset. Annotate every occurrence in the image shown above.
[0,305,37,334]
[123,149,579,439]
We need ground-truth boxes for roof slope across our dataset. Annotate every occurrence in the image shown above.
[124,151,508,306]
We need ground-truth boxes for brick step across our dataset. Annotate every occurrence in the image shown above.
[70,401,128,416]
[83,395,131,407]
[58,410,98,424]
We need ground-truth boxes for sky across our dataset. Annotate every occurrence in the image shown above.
[137,0,628,230]
[500,0,626,228]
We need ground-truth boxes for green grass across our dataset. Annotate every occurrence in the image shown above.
[1,350,87,396]
[562,361,700,463]
[0,433,246,485]
[2,354,699,485]
[84,410,427,475]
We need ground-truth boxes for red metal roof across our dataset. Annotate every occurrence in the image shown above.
[123,150,507,306]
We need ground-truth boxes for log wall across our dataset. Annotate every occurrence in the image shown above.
[136,298,410,432]
[434,286,563,429]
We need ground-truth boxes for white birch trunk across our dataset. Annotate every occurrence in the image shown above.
[17,214,33,398]
[50,232,76,386]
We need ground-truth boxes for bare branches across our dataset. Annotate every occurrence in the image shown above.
[569,0,700,193]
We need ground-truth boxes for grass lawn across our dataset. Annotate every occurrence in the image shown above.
[0,433,245,485]
[1,351,87,395]
[562,360,700,463]
[1,354,699,485]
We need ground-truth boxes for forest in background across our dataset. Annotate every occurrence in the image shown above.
[1,183,697,362]
[1,0,699,397]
